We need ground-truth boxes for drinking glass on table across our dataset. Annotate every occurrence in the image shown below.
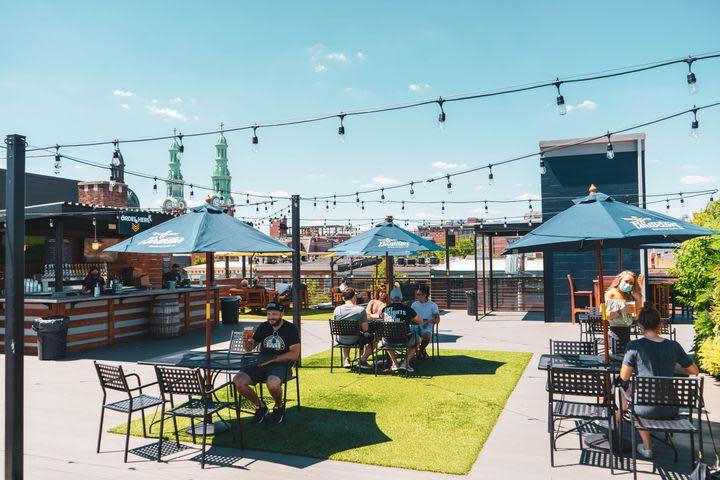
[242,326,255,352]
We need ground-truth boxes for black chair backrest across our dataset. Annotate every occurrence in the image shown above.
[548,367,609,398]
[632,376,702,409]
[657,322,674,336]
[375,321,409,342]
[155,366,205,397]
[95,361,129,393]
[329,318,361,336]
[228,330,245,355]
[550,340,598,356]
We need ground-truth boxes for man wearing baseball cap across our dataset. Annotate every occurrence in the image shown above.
[233,302,300,424]
[380,288,423,372]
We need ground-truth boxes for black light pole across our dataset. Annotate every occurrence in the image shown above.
[473,226,479,321]
[444,227,450,309]
[5,134,26,480]
[291,195,302,342]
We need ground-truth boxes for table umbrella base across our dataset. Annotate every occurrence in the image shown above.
[184,421,228,436]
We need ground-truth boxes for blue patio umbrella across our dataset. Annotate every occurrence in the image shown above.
[106,204,293,361]
[329,216,443,287]
[503,186,716,362]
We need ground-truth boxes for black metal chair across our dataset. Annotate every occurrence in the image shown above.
[430,321,440,359]
[154,366,241,469]
[257,360,301,411]
[328,318,364,373]
[373,321,417,376]
[94,361,164,463]
[582,317,607,353]
[549,339,598,356]
[547,366,615,472]
[624,375,703,479]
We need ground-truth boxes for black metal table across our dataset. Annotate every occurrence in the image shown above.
[139,350,273,371]
[537,353,623,372]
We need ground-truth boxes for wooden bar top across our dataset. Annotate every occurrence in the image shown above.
[0,286,221,304]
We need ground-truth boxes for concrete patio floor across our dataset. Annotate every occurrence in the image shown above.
[1,310,716,479]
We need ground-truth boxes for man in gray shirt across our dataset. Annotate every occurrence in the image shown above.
[333,288,373,369]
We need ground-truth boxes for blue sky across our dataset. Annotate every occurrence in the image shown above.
[2,1,719,229]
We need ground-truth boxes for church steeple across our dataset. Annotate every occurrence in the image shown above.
[162,130,187,212]
[211,123,233,207]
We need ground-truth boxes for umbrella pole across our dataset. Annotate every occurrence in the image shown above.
[385,252,391,290]
[595,241,609,364]
[205,253,211,363]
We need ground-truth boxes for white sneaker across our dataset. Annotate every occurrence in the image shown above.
[390,364,399,371]
[636,444,653,459]
[343,358,352,368]
[405,365,415,373]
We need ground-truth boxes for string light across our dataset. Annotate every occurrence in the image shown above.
[356,192,360,204]
[410,182,415,199]
[313,197,317,209]
[441,201,445,214]
[380,188,386,202]
[54,144,61,174]
[528,200,533,212]
[484,201,488,214]
[605,133,615,160]
[177,132,184,160]
[246,194,250,204]
[251,125,259,153]
[488,165,494,186]
[666,199,671,211]
[401,201,405,211]
[503,217,508,228]
[337,114,346,142]
[361,201,365,212]
[437,97,446,130]
[189,183,194,199]
[691,106,700,139]
[680,192,685,205]
[528,217,533,227]
[686,56,698,94]
[325,200,330,211]
[446,175,452,194]
[333,195,337,208]
[153,177,158,193]
[49,218,54,228]
[539,153,547,175]
[555,79,567,116]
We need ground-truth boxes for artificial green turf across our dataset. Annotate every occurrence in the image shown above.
[110,349,531,474]
[239,308,334,321]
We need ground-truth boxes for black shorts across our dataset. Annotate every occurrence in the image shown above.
[240,362,289,384]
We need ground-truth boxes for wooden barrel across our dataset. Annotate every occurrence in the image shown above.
[149,299,181,338]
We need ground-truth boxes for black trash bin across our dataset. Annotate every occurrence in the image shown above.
[221,296,240,324]
[32,316,69,360]
[465,290,478,316]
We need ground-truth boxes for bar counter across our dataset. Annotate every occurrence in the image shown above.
[0,286,221,354]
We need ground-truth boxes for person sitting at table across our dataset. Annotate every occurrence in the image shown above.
[333,288,374,369]
[80,267,105,295]
[366,290,388,319]
[605,270,642,354]
[411,284,440,360]
[251,277,264,290]
[619,303,699,459]
[239,278,250,288]
[338,276,350,293]
[233,302,301,425]
[162,264,184,288]
[380,288,423,372]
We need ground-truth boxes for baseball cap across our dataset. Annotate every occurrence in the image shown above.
[266,302,285,312]
[390,288,403,301]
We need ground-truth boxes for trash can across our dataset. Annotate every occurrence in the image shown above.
[465,290,478,316]
[32,316,69,360]
[221,296,240,324]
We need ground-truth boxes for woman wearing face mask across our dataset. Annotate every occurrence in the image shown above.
[604,270,642,354]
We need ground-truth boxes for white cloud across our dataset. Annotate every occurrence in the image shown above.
[120,103,130,110]
[169,97,183,104]
[146,104,187,122]
[113,89,134,97]
[409,83,431,92]
[513,192,537,200]
[314,64,327,74]
[268,190,290,198]
[432,161,467,170]
[326,52,347,62]
[369,175,400,187]
[351,179,361,185]
[566,100,597,113]
[356,51,366,60]
[681,175,716,185]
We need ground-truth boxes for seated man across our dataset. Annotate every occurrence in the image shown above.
[233,302,301,425]
[410,284,440,359]
[239,278,250,288]
[380,288,423,372]
[333,288,373,369]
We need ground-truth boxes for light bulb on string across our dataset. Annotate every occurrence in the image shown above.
[380,188,386,203]
[503,217,508,229]
[313,197,317,209]
[177,132,184,160]
[666,199,671,212]
[337,114,346,143]
[409,182,415,199]
[605,133,615,160]
[256,205,259,212]
[355,192,360,204]
[528,217,533,227]
[361,201,365,212]
[325,201,329,212]
[539,153,547,175]
[441,201,445,215]
[710,192,715,203]
[680,192,685,207]
[333,195,337,209]
[49,218,54,228]
[251,125,259,153]
[54,145,61,174]
[488,165,494,186]
[554,79,567,116]
[401,201,405,211]
[484,201,489,214]
[153,177,158,194]
[686,56,698,94]
[690,106,700,139]
[189,184,194,199]
[446,175,452,195]
[437,97,446,130]
[528,200,533,212]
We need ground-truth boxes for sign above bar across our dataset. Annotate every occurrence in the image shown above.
[118,212,153,235]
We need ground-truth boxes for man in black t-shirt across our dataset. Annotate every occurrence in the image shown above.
[233,302,300,424]
[380,288,423,373]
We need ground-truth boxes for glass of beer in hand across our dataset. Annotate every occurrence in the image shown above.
[242,326,254,352]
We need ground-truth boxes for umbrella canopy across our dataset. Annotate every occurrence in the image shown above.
[105,204,293,254]
[329,217,443,257]
[503,189,716,254]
